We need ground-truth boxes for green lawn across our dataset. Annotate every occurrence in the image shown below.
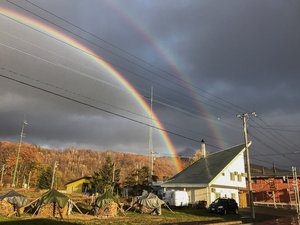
[0,208,240,225]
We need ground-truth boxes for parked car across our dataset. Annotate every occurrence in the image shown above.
[208,198,238,215]
[162,190,189,206]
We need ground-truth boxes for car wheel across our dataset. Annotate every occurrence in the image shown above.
[223,209,227,215]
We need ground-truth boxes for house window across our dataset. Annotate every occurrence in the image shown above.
[230,173,235,181]
[69,186,73,193]
[231,193,236,200]
[237,174,242,182]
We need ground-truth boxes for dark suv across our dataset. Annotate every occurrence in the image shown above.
[208,198,238,215]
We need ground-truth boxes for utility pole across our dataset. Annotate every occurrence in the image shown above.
[112,163,115,183]
[51,161,58,189]
[292,167,300,214]
[0,164,5,187]
[27,171,31,189]
[12,118,27,188]
[148,86,154,184]
[237,112,256,220]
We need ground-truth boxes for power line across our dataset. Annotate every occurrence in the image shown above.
[250,117,300,152]
[0,31,240,144]
[5,0,246,115]
[2,1,300,163]
[0,10,240,121]
[248,130,297,165]
[0,73,223,149]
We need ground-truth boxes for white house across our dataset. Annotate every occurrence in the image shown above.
[161,142,250,207]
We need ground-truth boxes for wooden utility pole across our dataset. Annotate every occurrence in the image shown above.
[237,112,256,220]
[148,86,154,183]
[27,171,31,189]
[12,119,27,187]
[0,164,5,187]
[112,163,115,183]
[51,161,58,189]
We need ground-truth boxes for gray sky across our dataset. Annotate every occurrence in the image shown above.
[0,0,300,170]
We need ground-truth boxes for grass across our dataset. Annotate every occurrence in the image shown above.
[0,207,240,225]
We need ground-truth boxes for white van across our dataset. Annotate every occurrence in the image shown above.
[163,190,189,206]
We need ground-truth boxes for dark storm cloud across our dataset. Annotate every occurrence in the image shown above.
[1,0,300,169]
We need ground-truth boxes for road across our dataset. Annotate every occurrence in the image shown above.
[240,206,299,224]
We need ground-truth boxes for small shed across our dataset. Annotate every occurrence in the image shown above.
[65,176,91,194]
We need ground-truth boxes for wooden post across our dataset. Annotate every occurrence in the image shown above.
[0,164,5,187]
[272,191,277,208]
[51,161,58,189]
[27,171,31,189]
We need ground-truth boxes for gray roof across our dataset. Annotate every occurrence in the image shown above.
[162,144,246,188]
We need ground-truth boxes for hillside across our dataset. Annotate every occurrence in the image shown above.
[0,141,191,189]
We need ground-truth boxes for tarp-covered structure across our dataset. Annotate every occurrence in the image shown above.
[40,189,69,208]
[34,189,71,218]
[137,193,165,215]
[94,191,120,217]
[0,190,29,208]
[95,191,118,208]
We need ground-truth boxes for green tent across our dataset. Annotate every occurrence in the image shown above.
[95,191,118,208]
[40,189,69,208]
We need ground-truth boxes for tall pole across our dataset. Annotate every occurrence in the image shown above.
[27,171,31,189]
[149,86,154,183]
[237,112,256,220]
[0,164,5,187]
[112,163,115,183]
[292,167,300,214]
[51,161,58,189]
[12,119,26,187]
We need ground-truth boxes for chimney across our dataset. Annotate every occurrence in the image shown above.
[201,139,206,159]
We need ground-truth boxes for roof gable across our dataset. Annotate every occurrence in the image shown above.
[162,143,246,187]
[65,176,91,185]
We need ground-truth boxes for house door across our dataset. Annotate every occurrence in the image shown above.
[238,191,247,208]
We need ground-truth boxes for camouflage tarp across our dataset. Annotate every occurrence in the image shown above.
[95,191,118,208]
[39,189,69,208]
[0,190,29,208]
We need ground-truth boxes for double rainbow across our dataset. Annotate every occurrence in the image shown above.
[0,7,182,172]
[108,0,227,149]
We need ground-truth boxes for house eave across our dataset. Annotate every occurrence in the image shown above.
[161,183,208,188]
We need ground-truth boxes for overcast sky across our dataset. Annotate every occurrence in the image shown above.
[1,0,300,170]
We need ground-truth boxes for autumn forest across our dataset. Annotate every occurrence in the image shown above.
[0,141,191,189]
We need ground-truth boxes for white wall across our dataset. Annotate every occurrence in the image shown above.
[210,152,246,206]
[212,153,246,188]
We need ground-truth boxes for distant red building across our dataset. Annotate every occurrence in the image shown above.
[246,166,299,204]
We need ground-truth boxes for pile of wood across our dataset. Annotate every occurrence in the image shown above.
[0,200,14,216]
[139,205,154,214]
[38,203,68,217]
[94,202,118,217]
